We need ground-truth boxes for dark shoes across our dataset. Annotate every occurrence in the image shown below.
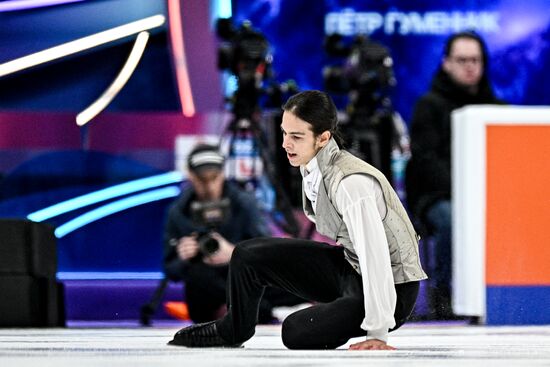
[168,321,242,348]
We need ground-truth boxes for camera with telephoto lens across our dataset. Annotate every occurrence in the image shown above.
[190,198,230,256]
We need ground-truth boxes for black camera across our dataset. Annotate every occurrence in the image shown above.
[323,34,395,104]
[190,198,230,256]
[216,18,276,120]
[323,34,399,182]
[216,18,270,80]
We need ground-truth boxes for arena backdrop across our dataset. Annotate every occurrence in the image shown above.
[233,0,550,121]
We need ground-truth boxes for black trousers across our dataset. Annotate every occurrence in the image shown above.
[186,260,306,323]
[216,237,419,349]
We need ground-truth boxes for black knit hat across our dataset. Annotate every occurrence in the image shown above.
[187,143,225,173]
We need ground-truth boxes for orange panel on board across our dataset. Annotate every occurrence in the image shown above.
[486,125,550,285]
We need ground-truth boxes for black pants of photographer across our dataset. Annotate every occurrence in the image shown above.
[185,262,306,323]
[216,237,419,349]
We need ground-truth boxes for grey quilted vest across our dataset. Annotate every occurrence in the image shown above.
[302,138,427,284]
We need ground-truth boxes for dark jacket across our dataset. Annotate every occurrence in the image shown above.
[406,69,504,220]
[163,181,269,281]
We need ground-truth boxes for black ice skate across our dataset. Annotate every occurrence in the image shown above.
[168,321,242,348]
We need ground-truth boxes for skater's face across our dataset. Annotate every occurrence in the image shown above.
[281,111,330,167]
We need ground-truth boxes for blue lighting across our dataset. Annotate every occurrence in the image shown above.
[211,0,232,26]
[217,0,232,18]
[0,0,84,12]
[225,73,238,97]
[54,186,180,238]
[57,271,164,280]
[27,171,183,222]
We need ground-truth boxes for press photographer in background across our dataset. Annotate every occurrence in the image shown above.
[163,143,302,323]
[163,143,267,322]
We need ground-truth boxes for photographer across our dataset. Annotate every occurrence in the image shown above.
[163,143,271,323]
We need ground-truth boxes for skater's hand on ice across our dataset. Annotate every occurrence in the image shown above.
[348,339,396,350]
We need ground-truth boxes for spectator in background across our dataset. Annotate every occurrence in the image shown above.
[163,143,300,323]
[406,31,504,319]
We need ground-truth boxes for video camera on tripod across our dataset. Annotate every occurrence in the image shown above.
[216,18,271,120]
[216,18,299,120]
[324,34,396,118]
[323,33,405,182]
[190,198,230,256]
[214,18,301,238]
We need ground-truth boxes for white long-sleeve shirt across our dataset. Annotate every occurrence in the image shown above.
[302,158,397,342]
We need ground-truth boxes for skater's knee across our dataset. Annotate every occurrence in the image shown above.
[281,314,305,349]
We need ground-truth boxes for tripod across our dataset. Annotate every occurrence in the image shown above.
[343,85,397,183]
[221,91,301,238]
[345,109,394,182]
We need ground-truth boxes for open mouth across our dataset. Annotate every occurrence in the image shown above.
[287,153,297,159]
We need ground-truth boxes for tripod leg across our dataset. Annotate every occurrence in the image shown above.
[140,278,169,326]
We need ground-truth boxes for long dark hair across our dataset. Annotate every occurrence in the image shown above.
[282,90,345,147]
